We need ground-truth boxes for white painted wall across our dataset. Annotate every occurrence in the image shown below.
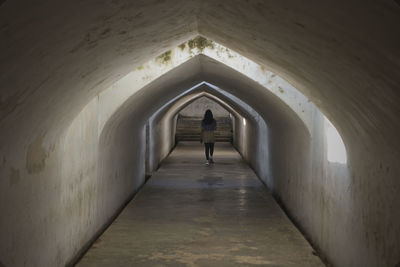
[0,14,398,267]
[0,40,345,267]
[179,96,229,118]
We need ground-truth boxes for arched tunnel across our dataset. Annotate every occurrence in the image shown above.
[0,1,399,266]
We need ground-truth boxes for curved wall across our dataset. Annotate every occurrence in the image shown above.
[0,2,399,266]
[179,96,230,118]
[146,85,261,175]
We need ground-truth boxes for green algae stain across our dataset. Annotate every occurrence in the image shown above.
[188,36,214,52]
[157,50,172,64]
[155,36,214,64]
[178,43,186,50]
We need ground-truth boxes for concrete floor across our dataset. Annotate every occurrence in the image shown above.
[77,142,324,267]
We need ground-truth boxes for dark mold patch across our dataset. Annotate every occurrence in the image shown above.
[188,36,214,52]
[134,11,143,18]
[156,50,172,63]
[178,43,186,50]
[69,32,98,53]
[0,92,23,122]
[69,26,112,53]
[294,22,305,28]
[26,136,48,174]
[101,28,111,36]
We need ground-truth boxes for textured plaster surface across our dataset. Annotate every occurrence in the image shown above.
[0,1,399,266]
[179,96,229,118]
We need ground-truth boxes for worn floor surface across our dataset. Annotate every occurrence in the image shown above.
[77,142,324,267]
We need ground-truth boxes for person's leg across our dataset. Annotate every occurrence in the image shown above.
[210,143,214,156]
[204,143,210,160]
[209,143,214,163]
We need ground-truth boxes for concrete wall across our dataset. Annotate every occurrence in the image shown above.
[1,1,399,266]
[179,96,229,118]
[140,72,343,267]
[146,87,254,175]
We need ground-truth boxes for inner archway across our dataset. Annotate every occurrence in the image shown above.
[1,2,397,262]
[176,96,233,143]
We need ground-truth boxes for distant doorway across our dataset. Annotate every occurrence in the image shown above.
[175,96,233,143]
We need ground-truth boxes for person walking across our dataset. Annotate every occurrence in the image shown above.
[200,109,217,165]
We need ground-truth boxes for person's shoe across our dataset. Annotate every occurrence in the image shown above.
[205,160,210,166]
[209,157,214,164]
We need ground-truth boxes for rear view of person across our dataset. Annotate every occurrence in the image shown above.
[200,109,217,165]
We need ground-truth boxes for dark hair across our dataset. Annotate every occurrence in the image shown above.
[202,109,214,125]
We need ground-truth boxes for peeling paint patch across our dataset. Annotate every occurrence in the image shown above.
[26,136,48,174]
[9,167,20,186]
